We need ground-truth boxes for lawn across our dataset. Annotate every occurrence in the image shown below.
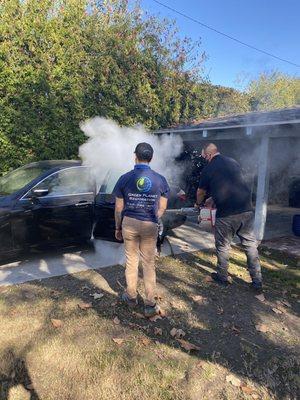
[0,247,299,400]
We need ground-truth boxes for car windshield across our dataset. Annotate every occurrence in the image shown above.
[0,165,50,196]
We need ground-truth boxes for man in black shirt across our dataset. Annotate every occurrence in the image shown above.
[196,143,262,291]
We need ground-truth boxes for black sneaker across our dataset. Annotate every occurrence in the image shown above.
[121,292,138,308]
[144,303,160,318]
[211,272,232,286]
[250,281,263,293]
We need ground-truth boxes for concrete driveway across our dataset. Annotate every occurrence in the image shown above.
[0,219,215,287]
[1,205,298,286]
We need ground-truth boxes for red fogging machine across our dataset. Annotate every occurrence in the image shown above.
[198,207,217,227]
[179,206,216,228]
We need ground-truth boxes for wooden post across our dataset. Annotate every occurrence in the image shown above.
[254,136,270,240]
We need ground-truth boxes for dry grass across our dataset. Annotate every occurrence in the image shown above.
[0,247,299,400]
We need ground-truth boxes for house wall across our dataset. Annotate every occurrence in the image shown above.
[268,136,300,206]
[180,124,300,208]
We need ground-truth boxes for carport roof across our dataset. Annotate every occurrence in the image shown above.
[156,106,300,133]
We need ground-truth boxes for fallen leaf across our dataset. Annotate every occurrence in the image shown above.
[226,374,241,387]
[132,312,145,319]
[255,293,265,302]
[159,308,166,317]
[26,384,34,390]
[154,327,162,336]
[177,339,200,352]
[91,293,104,300]
[170,328,177,337]
[78,302,92,310]
[51,319,63,328]
[241,385,256,395]
[203,276,214,283]
[140,338,151,346]
[170,328,186,339]
[251,394,260,399]
[231,325,241,334]
[272,308,283,315]
[149,315,162,322]
[196,361,204,369]
[113,316,120,325]
[112,338,125,346]
[255,323,268,333]
[274,304,287,313]
[281,300,291,308]
[24,292,35,299]
[154,349,165,359]
[264,251,271,256]
[128,322,139,329]
[191,295,207,304]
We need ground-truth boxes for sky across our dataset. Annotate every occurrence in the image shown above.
[139,0,300,89]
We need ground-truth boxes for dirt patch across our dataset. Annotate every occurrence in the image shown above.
[0,248,299,400]
[261,236,300,258]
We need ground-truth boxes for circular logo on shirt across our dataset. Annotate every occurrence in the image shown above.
[136,176,152,193]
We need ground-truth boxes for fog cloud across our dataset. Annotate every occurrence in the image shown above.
[79,117,183,190]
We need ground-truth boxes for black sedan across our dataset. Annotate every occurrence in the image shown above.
[0,161,187,259]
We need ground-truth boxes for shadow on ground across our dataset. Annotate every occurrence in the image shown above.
[0,249,299,399]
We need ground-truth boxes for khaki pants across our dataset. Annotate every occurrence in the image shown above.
[122,216,158,306]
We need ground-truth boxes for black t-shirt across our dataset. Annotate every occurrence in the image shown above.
[198,155,253,218]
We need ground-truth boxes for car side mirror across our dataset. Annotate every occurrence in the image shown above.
[31,188,49,198]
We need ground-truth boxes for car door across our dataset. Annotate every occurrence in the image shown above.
[93,170,119,241]
[0,200,13,256]
[12,167,96,247]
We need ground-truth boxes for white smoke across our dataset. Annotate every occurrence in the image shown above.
[79,117,183,190]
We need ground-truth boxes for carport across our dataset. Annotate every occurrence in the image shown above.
[155,106,300,240]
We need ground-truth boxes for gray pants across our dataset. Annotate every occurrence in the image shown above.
[215,211,262,284]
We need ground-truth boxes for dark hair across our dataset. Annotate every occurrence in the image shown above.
[134,142,154,162]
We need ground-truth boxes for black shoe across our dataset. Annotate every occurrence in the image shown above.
[121,292,138,308]
[250,281,263,293]
[144,303,160,318]
[211,272,232,286]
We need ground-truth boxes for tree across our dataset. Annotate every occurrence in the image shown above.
[247,71,300,111]
[3,2,297,175]
[203,85,250,117]
[0,0,209,172]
